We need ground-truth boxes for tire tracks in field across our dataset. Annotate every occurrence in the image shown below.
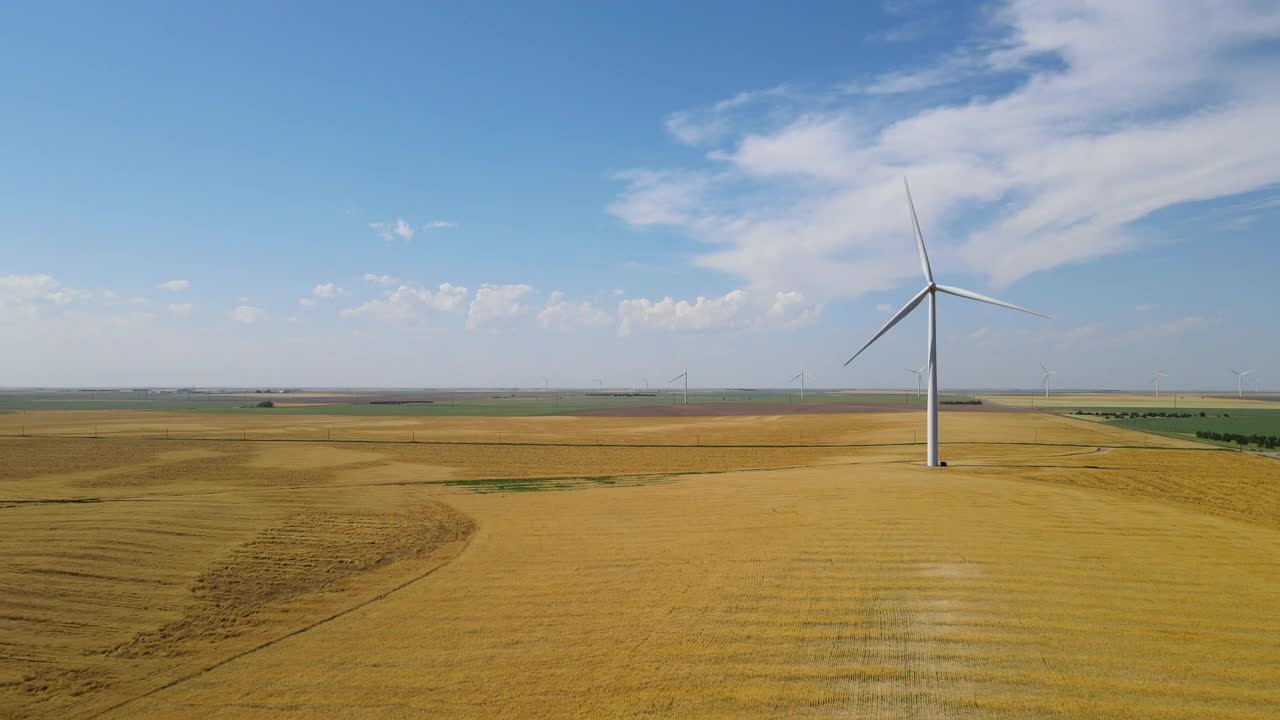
[87,526,478,720]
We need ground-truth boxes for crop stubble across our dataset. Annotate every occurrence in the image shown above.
[0,408,1276,718]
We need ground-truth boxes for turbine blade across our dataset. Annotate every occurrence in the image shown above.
[844,285,930,366]
[934,284,1052,319]
[790,373,803,382]
[669,373,685,383]
[1040,362,1049,374]
[904,178,934,284]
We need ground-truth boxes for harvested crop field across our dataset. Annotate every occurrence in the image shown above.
[2,408,1278,718]
[559,400,1028,417]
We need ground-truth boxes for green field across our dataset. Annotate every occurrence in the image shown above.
[1061,406,1280,449]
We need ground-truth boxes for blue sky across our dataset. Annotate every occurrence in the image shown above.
[2,1,1279,390]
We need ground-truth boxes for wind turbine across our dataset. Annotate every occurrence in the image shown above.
[1230,368,1253,399]
[543,376,550,392]
[1150,370,1168,397]
[791,369,808,400]
[844,178,1051,467]
[905,366,925,397]
[593,378,603,390]
[1040,363,1056,398]
[643,377,650,391]
[670,369,688,405]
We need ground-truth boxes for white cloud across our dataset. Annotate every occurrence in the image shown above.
[231,305,265,324]
[610,1,1280,299]
[369,218,415,242]
[467,284,534,330]
[616,288,823,336]
[723,115,857,181]
[157,279,191,292]
[363,273,400,286]
[762,290,823,330]
[618,290,748,337]
[1135,303,1160,312]
[607,170,712,227]
[168,303,192,317]
[0,274,91,320]
[876,303,893,313]
[312,282,348,299]
[423,220,458,230]
[341,283,468,323]
[663,84,793,146]
[537,291,613,332]
[298,297,316,307]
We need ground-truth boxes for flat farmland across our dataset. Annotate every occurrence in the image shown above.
[983,393,1279,410]
[2,407,1278,719]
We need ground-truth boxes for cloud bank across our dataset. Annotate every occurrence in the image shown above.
[610,0,1280,298]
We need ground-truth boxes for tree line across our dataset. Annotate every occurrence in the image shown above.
[1195,431,1280,450]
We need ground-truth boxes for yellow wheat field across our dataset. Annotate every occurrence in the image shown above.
[2,408,1278,719]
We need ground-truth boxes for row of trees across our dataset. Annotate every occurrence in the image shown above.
[1074,410,1212,419]
[1196,431,1280,449]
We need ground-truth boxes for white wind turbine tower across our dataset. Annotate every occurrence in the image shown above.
[670,369,688,405]
[1040,362,1056,398]
[905,366,925,397]
[1230,368,1253,399]
[791,369,808,400]
[844,178,1051,467]
[1150,370,1169,397]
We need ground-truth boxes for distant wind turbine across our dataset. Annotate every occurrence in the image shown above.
[643,377,649,391]
[670,369,688,405]
[543,376,550,392]
[790,369,808,400]
[1040,363,1056,398]
[1150,370,1169,397]
[1230,368,1253,399]
[905,366,925,397]
[593,378,603,390]
[844,178,1051,467]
